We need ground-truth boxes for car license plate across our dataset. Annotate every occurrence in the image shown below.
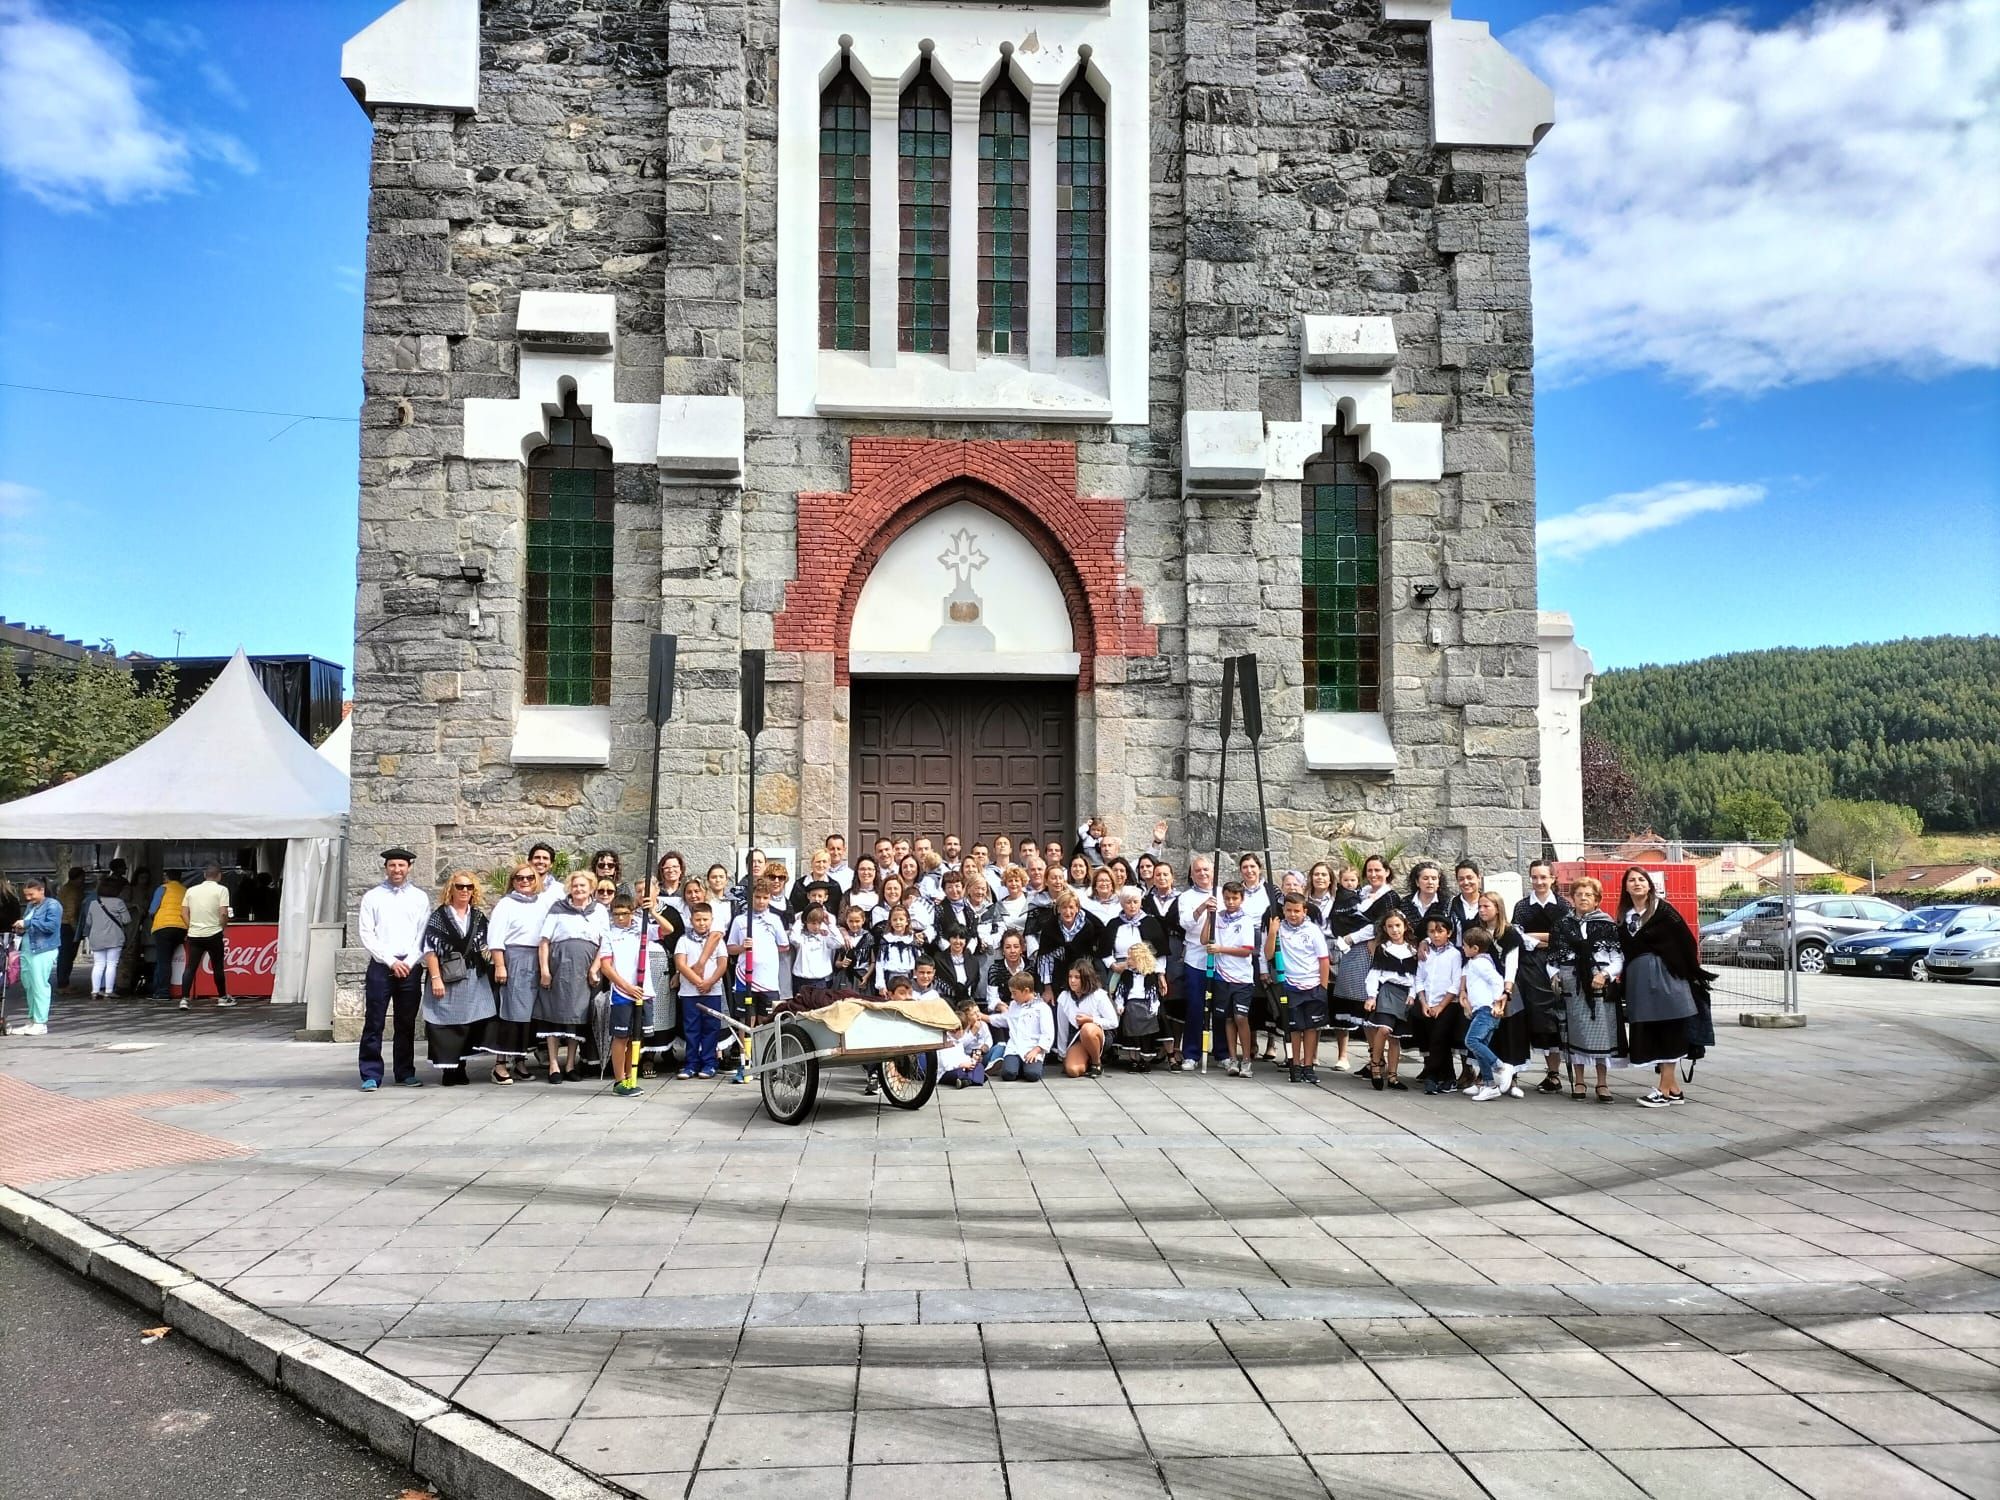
[1831,956,1856,966]
[1742,941,1765,953]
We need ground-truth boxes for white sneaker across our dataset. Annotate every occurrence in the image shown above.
[216,997,237,1008]
[1179,1058,1198,1072]
[23,1022,48,1036]
[1225,1060,1240,1077]
[1469,1084,1500,1101]
[1333,1057,1353,1072]
[1241,1061,1253,1079]
[178,999,189,1010]
[1493,1064,1516,1095]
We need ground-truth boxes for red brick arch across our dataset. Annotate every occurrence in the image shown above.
[774,439,1155,689]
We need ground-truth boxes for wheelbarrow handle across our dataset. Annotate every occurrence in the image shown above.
[694,1001,755,1037]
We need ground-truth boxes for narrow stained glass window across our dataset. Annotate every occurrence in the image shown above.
[898,61,951,354]
[819,62,871,352]
[1301,429,1382,714]
[525,397,614,708]
[1056,76,1106,358]
[978,76,1029,357]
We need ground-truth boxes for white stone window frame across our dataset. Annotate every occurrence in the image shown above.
[460,291,747,769]
[776,0,1148,425]
[1183,317,1445,775]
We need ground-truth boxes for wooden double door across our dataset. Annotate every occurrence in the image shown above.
[851,679,1074,850]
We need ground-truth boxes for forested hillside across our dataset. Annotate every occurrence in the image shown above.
[1583,636,2000,836]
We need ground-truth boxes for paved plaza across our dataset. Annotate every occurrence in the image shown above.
[4,975,1999,1499]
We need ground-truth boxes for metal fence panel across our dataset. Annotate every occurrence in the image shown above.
[1518,835,1799,1016]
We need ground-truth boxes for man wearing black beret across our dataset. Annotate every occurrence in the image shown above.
[356,847,430,1091]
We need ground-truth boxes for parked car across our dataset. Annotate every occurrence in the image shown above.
[1700,898,1781,966]
[1828,905,2000,982]
[1736,894,1906,974]
[1927,912,2000,984]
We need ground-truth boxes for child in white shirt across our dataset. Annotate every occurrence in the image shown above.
[1059,959,1121,1078]
[673,902,727,1079]
[998,971,1054,1082]
[1458,927,1514,1101]
[791,905,840,1005]
[1413,914,1465,1095]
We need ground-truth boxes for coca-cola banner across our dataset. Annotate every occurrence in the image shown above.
[186,923,279,999]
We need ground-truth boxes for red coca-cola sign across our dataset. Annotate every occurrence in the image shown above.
[185,923,279,999]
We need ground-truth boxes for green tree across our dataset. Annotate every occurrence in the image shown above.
[1714,790,1791,842]
[0,657,178,801]
[1800,797,1923,875]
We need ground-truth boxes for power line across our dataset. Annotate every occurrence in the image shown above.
[0,380,359,423]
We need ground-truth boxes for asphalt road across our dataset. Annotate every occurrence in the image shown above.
[0,1233,427,1500]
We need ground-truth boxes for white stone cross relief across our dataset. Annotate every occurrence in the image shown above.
[932,526,996,651]
[938,528,989,586]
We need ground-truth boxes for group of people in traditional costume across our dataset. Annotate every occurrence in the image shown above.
[350,821,1716,1109]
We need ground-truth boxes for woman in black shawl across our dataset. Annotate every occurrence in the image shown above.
[1617,867,1715,1109]
[421,870,497,1085]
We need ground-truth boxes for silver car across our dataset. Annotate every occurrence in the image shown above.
[1737,894,1907,974]
[1928,915,2000,984]
[1700,898,1780,966]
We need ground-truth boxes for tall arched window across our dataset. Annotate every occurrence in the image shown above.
[818,62,871,352]
[525,397,613,707]
[978,75,1029,356]
[1056,76,1106,358]
[1301,429,1381,713]
[899,60,951,353]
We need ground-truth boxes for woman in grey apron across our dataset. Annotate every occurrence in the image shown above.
[1617,867,1714,1109]
[483,863,544,1083]
[536,872,601,1082]
[421,871,496,1085]
[1550,874,1627,1102]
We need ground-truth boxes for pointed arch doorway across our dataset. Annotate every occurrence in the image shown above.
[845,491,1078,849]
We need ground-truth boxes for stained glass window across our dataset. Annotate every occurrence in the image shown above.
[525,398,614,707]
[1301,429,1381,713]
[1055,76,1106,358]
[898,61,951,354]
[978,76,1029,357]
[819,63,871,352]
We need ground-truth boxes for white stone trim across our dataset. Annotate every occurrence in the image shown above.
[461,292,745,482]
[658,396,746,486]
[341,0,479,114]
[1182,317,1444,496]
[1303,712,1399,773]
[814,351,1111,423]
[1181,412,1267,499]
[1379,3,1554,150]
[849,651,1082,678]
[509,707,612,768]
[776,0,1148,424]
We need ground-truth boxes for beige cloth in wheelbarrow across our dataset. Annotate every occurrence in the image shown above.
[798,998,959,1034]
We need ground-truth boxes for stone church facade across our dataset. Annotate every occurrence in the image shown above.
[336,0,1554,998]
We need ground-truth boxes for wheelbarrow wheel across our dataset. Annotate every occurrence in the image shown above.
[760,1023,819,1125]
[880,1051,937,1111]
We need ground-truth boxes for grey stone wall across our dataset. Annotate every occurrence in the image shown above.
[341,0,1541,1024]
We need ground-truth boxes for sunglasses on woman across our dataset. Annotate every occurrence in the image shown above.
[451,882,475,891]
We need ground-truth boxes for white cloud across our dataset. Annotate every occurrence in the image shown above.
[1537,480,1765,560]
[0,0,252,209]
[1516,0,2000,392]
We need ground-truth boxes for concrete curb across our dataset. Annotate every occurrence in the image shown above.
[0,1184,633,1500]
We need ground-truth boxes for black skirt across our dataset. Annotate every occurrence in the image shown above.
[426,1019,486,1072]
[1628,1016,1692,1067]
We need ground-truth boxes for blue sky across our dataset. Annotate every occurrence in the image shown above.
[1,0,1995,679]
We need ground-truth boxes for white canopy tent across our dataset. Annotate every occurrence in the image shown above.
[0,651,350,1010]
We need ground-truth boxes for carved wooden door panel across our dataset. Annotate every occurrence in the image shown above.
[851,680,1073,848]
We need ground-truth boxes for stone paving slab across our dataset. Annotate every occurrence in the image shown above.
[5,977,2000,1497]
